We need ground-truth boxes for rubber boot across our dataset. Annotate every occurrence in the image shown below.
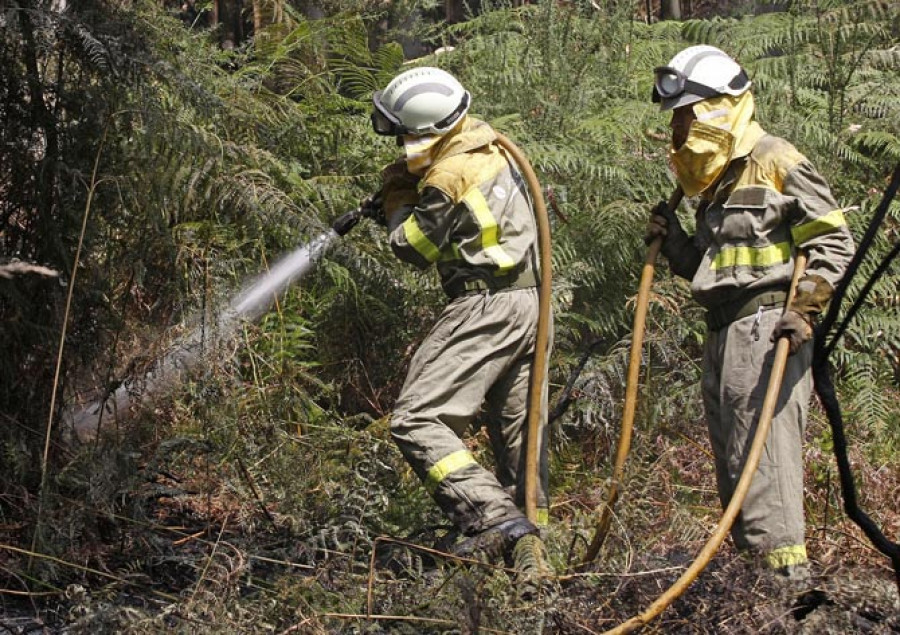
[452,517,538,564]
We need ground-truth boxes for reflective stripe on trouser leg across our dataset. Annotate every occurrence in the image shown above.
[390,288,541,535]
[766,544,808,569]
[702,308,811,559]
[485,311,552,523]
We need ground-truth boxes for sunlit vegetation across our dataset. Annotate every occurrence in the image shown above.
[1,0,898,631]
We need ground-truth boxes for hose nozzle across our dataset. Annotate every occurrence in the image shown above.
[332,192,384,236]
[332,208,362,236]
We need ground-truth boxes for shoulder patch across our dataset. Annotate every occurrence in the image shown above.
[723,186,768,208]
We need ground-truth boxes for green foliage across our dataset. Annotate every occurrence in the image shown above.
[678,1,900,188]
[2,0,899,630]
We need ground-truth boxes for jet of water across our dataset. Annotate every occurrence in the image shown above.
[66,230,339,441]
[224,230,337,325]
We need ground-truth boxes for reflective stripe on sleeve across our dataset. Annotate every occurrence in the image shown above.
[462,188,516,274]
[791,208,847,245]
[402,215,441,263]
[425,449,477,494]
[710,241,792,270]
[765,544,808,569]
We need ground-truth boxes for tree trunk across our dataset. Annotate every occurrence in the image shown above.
[213,0,244,48]
[660,0,682,20]
[445,0,464,23]
[17,4,60,264]
[445,0,483,23]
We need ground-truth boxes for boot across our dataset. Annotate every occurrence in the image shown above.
[452,516,538,563]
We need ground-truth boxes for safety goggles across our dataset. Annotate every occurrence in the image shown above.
[652,66,749,105]
[370,91,470,137]
[371,93,405,136]
[651,66,722,104]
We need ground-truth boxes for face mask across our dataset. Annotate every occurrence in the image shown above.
[670,120,734,196]
[402,133,442,176]
[669,92,764,197]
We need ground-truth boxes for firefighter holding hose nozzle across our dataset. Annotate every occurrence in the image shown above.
[363,66,552,584]
[646,46,855,582]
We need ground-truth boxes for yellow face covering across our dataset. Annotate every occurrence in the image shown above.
[670,92,766,197]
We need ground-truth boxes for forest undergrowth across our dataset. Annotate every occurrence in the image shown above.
[2,0,899,633]
[3,389,898,633]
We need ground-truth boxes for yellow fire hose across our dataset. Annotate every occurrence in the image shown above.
[495,133,552,523]
[603,251,808,634]
[581,188,684,565]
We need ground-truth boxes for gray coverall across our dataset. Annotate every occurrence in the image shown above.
[385,118,550,536]
[662,133,855,568]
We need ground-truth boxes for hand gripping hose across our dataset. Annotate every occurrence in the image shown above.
[602,251,808,634]
[581,187,683,566]
[494,133,553,523]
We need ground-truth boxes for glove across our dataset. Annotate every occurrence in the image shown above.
[380,161,421,228]
[360,191,385,225]
[644,199,682,246]
[771,309,813,355]
[644,199,702,279]
[790,274,833,316]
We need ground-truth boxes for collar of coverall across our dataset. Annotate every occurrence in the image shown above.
[402,116,498,176]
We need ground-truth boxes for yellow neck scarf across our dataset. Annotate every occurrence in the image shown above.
[402,133,443,176]
[402,116,470,176]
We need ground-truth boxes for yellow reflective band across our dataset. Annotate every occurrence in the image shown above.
[534,508,549,527]
[402,215,441,263]
[463,188,516,274]
[711,241,792,270]
[791,208,847,245]
[425,450,477,494]
[765,544,808,569]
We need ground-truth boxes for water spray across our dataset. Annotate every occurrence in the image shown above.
[66,207,373,442]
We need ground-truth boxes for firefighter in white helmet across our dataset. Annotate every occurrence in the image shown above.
[368,66,551,568]
[646,45,855,577]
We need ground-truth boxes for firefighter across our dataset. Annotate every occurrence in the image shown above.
[368,66,551,568]
[646,46,855,577]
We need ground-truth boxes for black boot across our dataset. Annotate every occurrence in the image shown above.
[452,516,538,563]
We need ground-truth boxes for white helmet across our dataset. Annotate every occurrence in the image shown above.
[372,67,471,137]
[652,45,750,111]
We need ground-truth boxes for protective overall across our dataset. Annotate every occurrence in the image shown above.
[371,68,551,545]
[650,46,855,570]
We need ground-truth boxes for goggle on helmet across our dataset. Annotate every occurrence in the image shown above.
[651,45,751,111]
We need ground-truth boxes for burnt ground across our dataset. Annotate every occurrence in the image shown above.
[2,523,896,634]
[2,421,897,634]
